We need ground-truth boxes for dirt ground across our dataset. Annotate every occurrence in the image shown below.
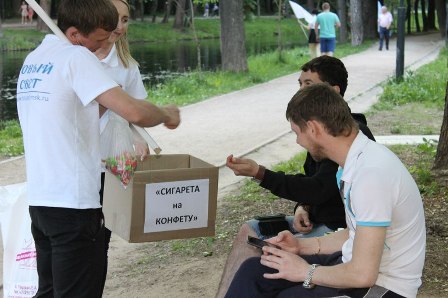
[1,104,446,298]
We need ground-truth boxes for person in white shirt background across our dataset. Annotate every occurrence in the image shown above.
[378,6,393,51]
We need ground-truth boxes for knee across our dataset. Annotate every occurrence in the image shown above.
[236,223,256,241]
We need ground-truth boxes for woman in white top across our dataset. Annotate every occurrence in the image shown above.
[19,1,28,24]
[94,0,149,294]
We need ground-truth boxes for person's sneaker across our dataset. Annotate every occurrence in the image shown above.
[379,48,382,51]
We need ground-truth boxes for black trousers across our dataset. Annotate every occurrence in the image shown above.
[29,206,106,298]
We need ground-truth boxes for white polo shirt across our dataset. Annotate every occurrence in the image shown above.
[17,34,118,209]
[340,132,426,298]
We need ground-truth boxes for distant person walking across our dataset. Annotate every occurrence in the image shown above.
[378,6,393,51]
[203,3,209,17]
[19,1,28,24]
[28,6,34,24]
[307,9,320,59]
[315,2,340,56]
[213,3,219,16]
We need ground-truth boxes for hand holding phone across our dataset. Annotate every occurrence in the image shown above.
[247,235,281,250]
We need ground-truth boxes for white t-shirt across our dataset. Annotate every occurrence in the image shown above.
[99,44,147,134]
[340,132,425,298]
[16,34,118,209]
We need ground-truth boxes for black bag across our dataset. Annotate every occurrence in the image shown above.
[256,214,291,237]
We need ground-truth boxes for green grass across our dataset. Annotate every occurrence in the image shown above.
[389,140,440,195]
[0,28,46,51]
[128,18,303,43]
[0,120,24,157]
[148,40,374,106]
[372,47,447,111]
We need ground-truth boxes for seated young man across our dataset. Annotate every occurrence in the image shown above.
[225,83,426,298]
[216,56,375,298]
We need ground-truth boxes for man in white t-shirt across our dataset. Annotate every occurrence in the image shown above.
[225,83,425,298]
[378,6,393,50]
[16,0,180,296]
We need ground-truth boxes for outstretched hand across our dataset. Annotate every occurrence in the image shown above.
[226,154,259,177]
[163,104,181,129]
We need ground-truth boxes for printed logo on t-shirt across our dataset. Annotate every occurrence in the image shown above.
[17,62,54,102]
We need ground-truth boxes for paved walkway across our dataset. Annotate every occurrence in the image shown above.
[0,33,444,294]
[144,33,443,187]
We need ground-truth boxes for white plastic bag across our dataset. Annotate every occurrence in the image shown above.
[100,112,138,188]
[0,183,38,298]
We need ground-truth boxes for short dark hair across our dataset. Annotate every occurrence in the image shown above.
[300,56,348,96]
[57,0,118,35]
[286,83,357,137]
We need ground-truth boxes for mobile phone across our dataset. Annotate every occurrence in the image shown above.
[247,235,281,250]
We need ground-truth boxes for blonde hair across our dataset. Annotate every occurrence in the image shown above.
[114,0,139,68]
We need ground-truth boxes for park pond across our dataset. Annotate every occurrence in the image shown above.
[0,36,305,122]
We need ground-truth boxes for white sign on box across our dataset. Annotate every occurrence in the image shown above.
[144,179,209,233]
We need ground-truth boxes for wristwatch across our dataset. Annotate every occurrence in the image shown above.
[302,264,320,289]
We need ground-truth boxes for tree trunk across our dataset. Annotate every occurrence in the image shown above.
[275,0,283,58]
[162,0,173,23]
[362,0,377,39]
[350,0,363,46]
[150,0,158,23]
[414,0,421,32]
[188,0,201,71]
[427,0,436,30]
[220,0,248,72]
[0,15,3,38]
[421,0,428,31]
[435,0,447,38]
[257,0,261,17]
[407,0,412,34]
[173,0,186,29]
[337,0,348,43]
[307,0,315,10]
[140,0,145,22]
[265,0,272,14]
[37,0,50,32]
[432,81,448,185]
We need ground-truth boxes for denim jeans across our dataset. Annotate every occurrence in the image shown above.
[379,26,390,50]
[29,206,106,298]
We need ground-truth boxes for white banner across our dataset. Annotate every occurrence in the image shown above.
[289,1,313,24]
[144,179,209,233]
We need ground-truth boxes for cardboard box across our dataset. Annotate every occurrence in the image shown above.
[103,154,218,243]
